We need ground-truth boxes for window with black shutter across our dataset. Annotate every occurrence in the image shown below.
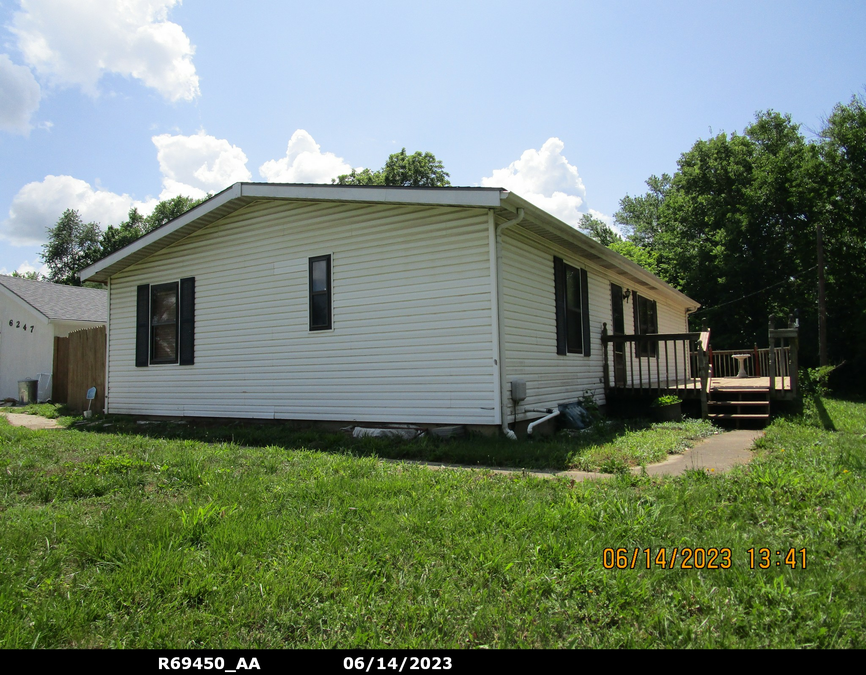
[134,277,195,366]
[554,257,591,356]
[634,293,658,357]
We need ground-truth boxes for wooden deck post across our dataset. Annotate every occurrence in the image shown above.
[601,323,610,395]
[697,330,710,420]
[788,314,799,397]
[768,316,776,399]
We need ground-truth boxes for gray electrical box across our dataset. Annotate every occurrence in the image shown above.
[511,379,527,403]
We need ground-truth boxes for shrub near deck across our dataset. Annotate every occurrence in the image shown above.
[0,399,864,648]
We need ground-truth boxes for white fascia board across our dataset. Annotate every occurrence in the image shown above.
[80,184,243,282]
[0,284,50,323]
[240,183,504,208]
[499,192,699,309]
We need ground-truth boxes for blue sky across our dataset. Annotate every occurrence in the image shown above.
[1,0,864,276]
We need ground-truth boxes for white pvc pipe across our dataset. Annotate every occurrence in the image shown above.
[527,409,560,436]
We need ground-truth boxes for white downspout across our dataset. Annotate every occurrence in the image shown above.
[495,207,525,440]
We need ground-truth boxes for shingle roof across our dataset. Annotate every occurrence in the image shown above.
[0,276,107,323]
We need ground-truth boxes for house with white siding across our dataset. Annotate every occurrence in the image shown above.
[80,183,699,434]
[0,275,107,402]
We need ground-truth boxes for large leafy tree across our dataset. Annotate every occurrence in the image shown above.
[818,95,866,371]
[101,195,204,257]
[334,149,450,187]
[615,112,821,351]
[41,209,102,285]
[43,195,206,284]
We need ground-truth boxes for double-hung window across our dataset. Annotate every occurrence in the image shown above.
[554,257,591,356]
[136,277,195,366]
[150,282,178,363]
[634,293,658,357]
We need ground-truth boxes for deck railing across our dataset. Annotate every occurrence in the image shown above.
[601,325,711,418]
[601,316,800,412]
[710,347,791,379]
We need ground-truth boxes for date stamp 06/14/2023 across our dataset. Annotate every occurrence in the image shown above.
[602,547,807,570]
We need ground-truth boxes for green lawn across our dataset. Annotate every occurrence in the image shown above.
[43,411,719,473]
[0,398,863,648]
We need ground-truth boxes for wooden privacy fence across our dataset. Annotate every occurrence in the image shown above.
[53,325,105,412]
[52,335,69,404]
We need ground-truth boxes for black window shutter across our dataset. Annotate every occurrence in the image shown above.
[633,292,640,334]
[136,284,149,367]
[179,277,195,366]
[554,257,567,355]
[580,268,591,357]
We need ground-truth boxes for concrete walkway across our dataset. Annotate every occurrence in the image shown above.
[387,429,764,482]
[0,412,63,430]
[0,411,764,480]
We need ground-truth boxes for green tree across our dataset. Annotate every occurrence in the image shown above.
[40,209,102,285]
[10,270,42,280]
[615,112,822,351]
[100,195,205,257]
[579,213,621,246]
[334,149,450,187]
[100,207,148,256]
[614,174,671,247]
[818,94,866,375]
[145,194,204,230]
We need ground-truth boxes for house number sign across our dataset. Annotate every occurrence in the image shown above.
[7,319,35,333]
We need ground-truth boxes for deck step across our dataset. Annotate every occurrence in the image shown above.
[708,401,770,407]
[708,413,770,420]
[710,388,770,395]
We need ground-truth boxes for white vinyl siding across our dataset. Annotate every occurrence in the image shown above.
[500,228,690,420]
[108,200,497,424]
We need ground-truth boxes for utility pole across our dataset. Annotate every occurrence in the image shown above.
[817,220,829,366]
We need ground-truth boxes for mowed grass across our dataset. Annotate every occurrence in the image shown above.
[0,398,864,648]
[61,413,719,473]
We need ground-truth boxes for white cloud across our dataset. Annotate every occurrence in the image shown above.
[259,130,352,183]
[0,54,41,134]
[481,138,591,226]
[11,0,199,101]
[0,259,50,278]
[0,175,157,246]
[153,131,252,199]
[1,129,252,246]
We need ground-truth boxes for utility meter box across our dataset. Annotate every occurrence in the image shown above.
[510,379,527,403]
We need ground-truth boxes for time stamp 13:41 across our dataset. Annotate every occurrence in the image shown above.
[602,548,807,570]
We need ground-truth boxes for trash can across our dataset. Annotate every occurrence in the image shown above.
[18,379,38,404]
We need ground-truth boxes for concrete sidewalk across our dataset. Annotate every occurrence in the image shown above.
[1,412,63,430]
[390,429,764,482]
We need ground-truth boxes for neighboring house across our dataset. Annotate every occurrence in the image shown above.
[80,183,699,432]
[0,276,107,401]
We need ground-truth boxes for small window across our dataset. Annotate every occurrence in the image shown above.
[565,265,583,353]
[150,282,178,364]
[309,255,332,331]
[635,293,658,357]
[136,278,195,367]
[554,257,591,356]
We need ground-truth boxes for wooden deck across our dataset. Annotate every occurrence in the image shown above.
[608,375,793,397]
[710,376,792,392]
[601,317,800,421]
